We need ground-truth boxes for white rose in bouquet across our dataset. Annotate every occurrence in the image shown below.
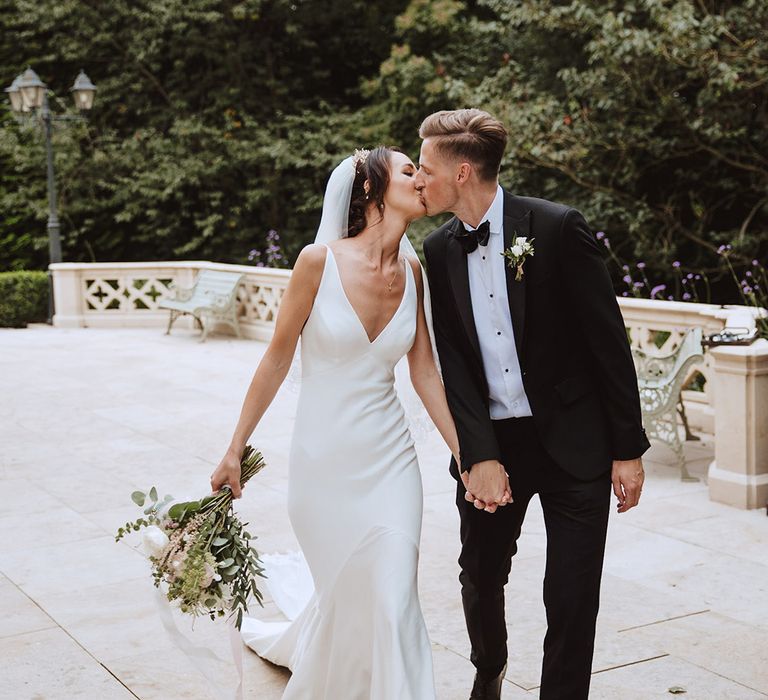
[142,525,170,558]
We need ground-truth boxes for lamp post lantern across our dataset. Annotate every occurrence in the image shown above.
[70,70,97,111]
[4,67,97,322]
[16,67,46,110]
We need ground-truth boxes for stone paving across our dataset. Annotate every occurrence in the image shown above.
[1,325,767,700]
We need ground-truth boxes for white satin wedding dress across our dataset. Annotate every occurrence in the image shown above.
[241,244,436,699]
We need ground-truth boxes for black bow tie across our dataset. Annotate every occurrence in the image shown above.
[455,220,491,254]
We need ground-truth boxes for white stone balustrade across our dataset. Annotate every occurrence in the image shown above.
[51,261,291,342]
[50,261,768,509]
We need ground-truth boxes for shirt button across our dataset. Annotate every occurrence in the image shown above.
[505,369,509,373]
[482,256,486,260]
[497,331,501,336]
[489,294,493,298]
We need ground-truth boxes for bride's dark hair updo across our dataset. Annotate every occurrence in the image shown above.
[347,146,402,238]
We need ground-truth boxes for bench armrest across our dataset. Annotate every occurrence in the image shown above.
[204,291,236,310]
[168,280,194,302]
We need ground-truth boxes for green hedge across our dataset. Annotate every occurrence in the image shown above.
[0,271,49,328]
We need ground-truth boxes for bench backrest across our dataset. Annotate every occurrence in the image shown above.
[190,270,243,303]
[632,327,703,389]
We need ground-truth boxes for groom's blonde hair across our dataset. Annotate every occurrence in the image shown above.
[419,109,507,182]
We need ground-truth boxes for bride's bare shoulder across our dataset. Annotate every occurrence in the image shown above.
[293,243,328,279]
[291,243,327,289]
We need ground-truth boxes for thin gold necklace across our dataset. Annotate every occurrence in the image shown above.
[386,258,400,292]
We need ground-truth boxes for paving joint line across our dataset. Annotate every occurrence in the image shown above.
[617,608,711,632]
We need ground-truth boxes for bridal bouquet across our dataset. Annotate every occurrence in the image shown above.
[115,445,267,629]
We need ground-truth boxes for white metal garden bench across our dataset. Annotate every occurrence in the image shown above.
[159,269,243,342]
[632,327,704,481]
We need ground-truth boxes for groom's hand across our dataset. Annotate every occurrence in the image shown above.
[612,458,644,513]
[464,460,512,513]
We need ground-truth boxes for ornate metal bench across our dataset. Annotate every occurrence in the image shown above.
[159,269,243,342]
[632,327,704,481]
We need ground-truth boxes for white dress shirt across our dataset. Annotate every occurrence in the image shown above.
[462,186,533,419]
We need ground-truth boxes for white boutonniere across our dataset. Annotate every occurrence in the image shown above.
[501,236,535,281]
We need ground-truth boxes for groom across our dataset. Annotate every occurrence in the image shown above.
[417,109,650,700]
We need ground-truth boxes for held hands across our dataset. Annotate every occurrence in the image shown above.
[210,449,243,499]
[462,460,512,514]
[612,458,644,513]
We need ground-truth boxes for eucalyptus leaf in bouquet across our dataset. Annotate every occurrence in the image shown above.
[116,445,267,629]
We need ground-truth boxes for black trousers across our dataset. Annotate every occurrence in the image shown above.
[456,417,611,700]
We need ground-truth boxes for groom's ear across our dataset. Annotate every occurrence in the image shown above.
[456,162,472,183]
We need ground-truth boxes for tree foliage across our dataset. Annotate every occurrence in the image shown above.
[1,0,765,302]
[369,0,767,294]
[0,0,405,268]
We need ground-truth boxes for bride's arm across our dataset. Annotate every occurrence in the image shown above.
[405,258,461,464]
[210,244,326,496]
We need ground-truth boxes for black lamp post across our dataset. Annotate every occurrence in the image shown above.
[4,66,97,322]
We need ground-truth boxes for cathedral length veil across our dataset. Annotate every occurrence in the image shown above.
[310,154,439,438]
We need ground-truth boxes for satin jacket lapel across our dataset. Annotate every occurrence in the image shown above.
[445,218,482,362]
[503,192,532,359]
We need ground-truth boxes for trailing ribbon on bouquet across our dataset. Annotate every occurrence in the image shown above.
[154,589,244,700]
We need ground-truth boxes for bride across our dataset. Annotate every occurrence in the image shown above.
[210,147,462,698]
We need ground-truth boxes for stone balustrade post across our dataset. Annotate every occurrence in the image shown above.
[708,339,768,509]
[50,263,85,328]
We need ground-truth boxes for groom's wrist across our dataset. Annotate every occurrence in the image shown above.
[461,454,500,474]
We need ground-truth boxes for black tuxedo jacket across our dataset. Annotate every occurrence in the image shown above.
[423,189,650,481]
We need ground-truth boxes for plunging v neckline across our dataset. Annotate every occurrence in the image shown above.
[325,246,409,345]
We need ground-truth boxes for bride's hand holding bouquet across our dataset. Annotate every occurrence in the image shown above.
[210,446,244,499]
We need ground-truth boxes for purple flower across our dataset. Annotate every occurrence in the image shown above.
[637,262,646,270]
[622,292,628,297]
[695,274,702,280]
[650,284,666,299]
[744,286,753,294]
[753,259,759,266]
[746,271,752,277]
[682,292,691,300]
[622,265,630,272]
[603,237,611,249]
[596,231,605,240]
[249,248,258,256]
[667,295,674,301]
[633,281,644,288]
[682,277,688,285]
[672,261,681,268]
[622,275,632,284]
